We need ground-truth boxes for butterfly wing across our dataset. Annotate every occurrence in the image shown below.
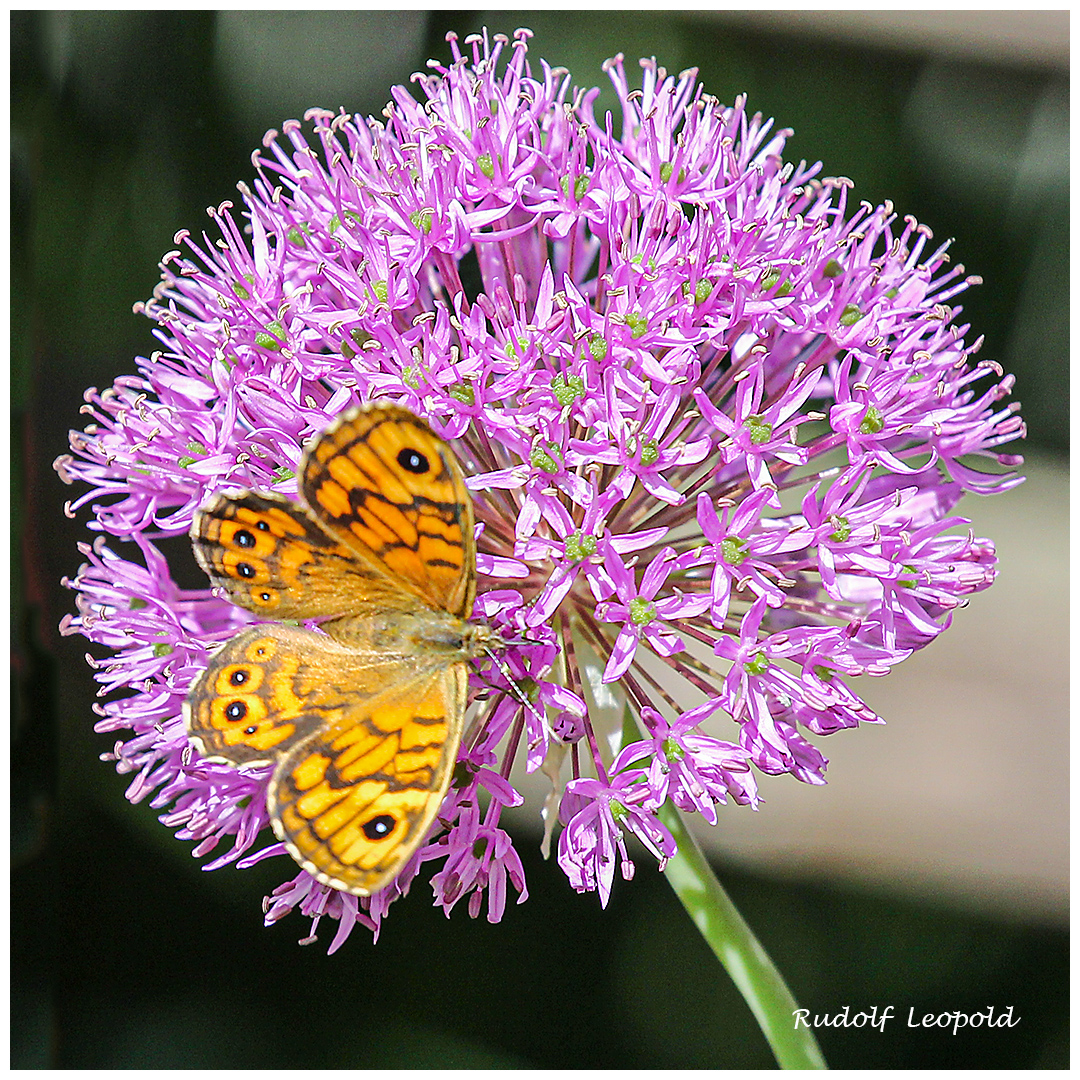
[300,404,477,619]
[190,489,425,622]
[268,660,468,895]
[184,624,397,766]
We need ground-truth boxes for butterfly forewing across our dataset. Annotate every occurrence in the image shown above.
[190,490,414,622]
[301,406,477,619]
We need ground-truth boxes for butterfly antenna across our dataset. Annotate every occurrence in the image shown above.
[481,644,548,731]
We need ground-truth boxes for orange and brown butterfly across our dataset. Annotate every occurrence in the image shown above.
[183,403,493,896]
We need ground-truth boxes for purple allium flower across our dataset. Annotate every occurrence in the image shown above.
[557,769,678,909]
[55,28,1024,950]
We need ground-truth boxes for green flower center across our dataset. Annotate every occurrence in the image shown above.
[760,269,793,296]
[859,406,885,435]
[530,443,562,474]
[828,515,851,543]
[639,438,659,466]
[452,760,476,789]
[409,208,433,234]
[629,598,657,626]
[505,334,529,360]
[565,530,598,562]
[721,535,749,566]
[683,279,713,305]
[662,736,684,763]
[625,313,648,339]
[177,440,208,468]
[255,321,286,351]
[560,173,590,202]
[448,381,475,406]
[659,161,687,184]
[551,372,585,407]
[745,652,770,675]
[745,414,773,445]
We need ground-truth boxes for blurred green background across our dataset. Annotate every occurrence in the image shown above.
[12,11,1068,1069]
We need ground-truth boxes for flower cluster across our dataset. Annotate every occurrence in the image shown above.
[56,28,1024,949]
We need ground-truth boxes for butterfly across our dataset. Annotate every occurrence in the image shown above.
[183,403,494,896]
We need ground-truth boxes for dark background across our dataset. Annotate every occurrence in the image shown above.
[12,11,1068,1069]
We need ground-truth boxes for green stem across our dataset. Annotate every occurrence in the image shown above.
[658,801,828,1069]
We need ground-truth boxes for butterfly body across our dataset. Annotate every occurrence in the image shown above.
[184,404,490,895]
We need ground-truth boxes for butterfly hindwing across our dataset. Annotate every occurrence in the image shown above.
[268,661,469,895]
[184,624,403,766]
[190,488,423,621]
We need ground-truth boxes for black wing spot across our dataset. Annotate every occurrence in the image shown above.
[256,519,271,531]
[234,528,255,548]
[225,700,248,722]
[229,668,249,687]
[362,814,396,840]
[236,562,256,579]
[397,447,429,474]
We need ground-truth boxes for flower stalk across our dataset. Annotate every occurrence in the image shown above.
[659,800,827,1069]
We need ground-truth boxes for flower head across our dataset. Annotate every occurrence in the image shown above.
[56,28,1023,949]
